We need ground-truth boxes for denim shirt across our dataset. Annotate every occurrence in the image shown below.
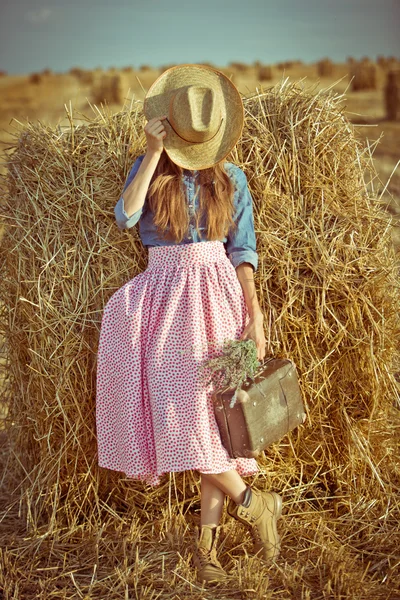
[114,154,258,272]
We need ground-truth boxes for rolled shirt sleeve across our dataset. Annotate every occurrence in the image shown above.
[225,167,259,272]
[114,155,145,229]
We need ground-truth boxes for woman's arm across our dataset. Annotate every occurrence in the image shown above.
[223,167,266,358]
[122,150,162,217]
[236,262,267,360]
[235,262,263,318]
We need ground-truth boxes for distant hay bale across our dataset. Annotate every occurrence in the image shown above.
[377,55,390,69]
[69,66,84,77]
[387,57,400,71]
[317,58,334,76]
[350,59,378,91]
[122,65,133,72]
[29,72,42,84]
[139,64,152,71]
[257,65,272,81]
[69,67,94,85]
[228,61,249,71]
[276,60,295,70]
[217,66,237,84]
[384,69,400,120]
[159,63,177,73]
[81,71,94,85]
[92,73,124,104]
[0,70,7,77]
[1,81,400,597]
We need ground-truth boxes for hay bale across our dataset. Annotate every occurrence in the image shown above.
[317,58,334,76]
[29,72,42,84]
[351,59,378,90]
[69,67,94,85]
[228,61,249,71]
[69,66,84,77]
[217,66,237,84]
[159,63,177,73]
[384,69,400,120]
[91,73,124,104]
[377,55,390,69]
[257,65,272,82]
[276,60,295,70]
[1,82,400,598]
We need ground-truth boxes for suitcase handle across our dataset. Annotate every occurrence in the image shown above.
[256,355,297,370]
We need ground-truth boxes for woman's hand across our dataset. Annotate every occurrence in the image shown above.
[144,115,168,155]
[240,312,267,361]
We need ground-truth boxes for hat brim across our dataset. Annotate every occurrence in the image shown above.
[143,64,244,170]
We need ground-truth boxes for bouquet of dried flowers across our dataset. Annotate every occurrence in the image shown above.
[198,338,262,407]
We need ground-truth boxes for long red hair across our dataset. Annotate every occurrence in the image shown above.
[146,150,237,243]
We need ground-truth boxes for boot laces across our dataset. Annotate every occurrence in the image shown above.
[197,546,221,568]
[251,525,262,544]
[251,524,279,553]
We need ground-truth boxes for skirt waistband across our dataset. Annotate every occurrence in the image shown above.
[147,240,227,268]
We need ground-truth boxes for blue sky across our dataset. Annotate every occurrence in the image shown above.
[0,0,399,75]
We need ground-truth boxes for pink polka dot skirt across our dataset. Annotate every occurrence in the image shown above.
[95,240,259,486]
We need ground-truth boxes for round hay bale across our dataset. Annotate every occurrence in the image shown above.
[351,59,378,91]
[1,82,400,597]
[384,69,400,120]
[377,55,390,69]
[69,66,84,77]
[276,60,295,70]
[257,65,273,82]
[317,58,334,77]
[29,72,42,84]
[217,66,237,84]
[69,66,94,85]
[91,73,124,105]
[228,61,249,71]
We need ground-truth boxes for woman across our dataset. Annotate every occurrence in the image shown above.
[95,64,282,584]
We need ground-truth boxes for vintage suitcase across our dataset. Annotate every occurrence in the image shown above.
[212,357,306,458]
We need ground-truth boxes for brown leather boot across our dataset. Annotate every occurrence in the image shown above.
[227,487,283,561]
[192,525,227,583]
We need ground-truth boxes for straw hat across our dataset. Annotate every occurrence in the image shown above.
[143,63,244,171]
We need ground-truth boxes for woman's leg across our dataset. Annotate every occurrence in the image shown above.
[199,470,248,528]
[201,470,248,505]
[193,474,229,583]
[200,473,226,527]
